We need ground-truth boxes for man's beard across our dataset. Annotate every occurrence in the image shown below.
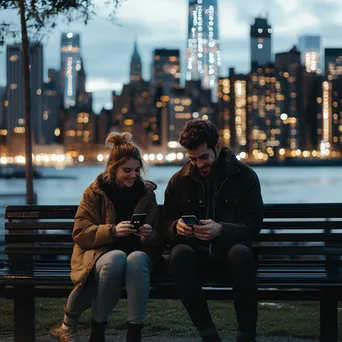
[199,160,217,178]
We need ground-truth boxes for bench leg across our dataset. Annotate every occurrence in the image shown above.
[320,300,338,342]
[13,285,36,342]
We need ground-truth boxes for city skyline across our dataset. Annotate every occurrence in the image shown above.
[1,0,342,112]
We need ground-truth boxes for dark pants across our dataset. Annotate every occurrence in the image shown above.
[169,243,257,340]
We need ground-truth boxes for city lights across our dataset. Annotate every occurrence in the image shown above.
[0,15,341,170]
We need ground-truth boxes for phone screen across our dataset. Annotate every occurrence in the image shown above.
[130,213,147,229]
[182,215,200,227]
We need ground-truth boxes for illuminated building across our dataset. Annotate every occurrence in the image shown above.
[185,79,214,122]
[218,77,232,146]
[298,35,321,74]
[151,49,181,147]
[168,89,192,143]
[275,46,303,151]
[316,77,342,153]
[187,0,221,99]
[113,45,153,148]
[330,77,342,152]
[63,58,95,147]
[152,49,180,94]
[60,32,81,108]
[6,43,44,144]
[42,69,61,144]
[250,17,272,72]
[302,73,323,150]
[130,39,142,83]
[325,48,342,80]
[248,64,280,157]
[218,68,248,152]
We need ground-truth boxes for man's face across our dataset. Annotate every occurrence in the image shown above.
[186,142,221,178]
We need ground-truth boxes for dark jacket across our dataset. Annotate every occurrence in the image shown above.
[71,175,164,288]
[162,147,263,252]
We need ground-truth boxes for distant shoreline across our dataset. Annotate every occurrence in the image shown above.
[153,159,342,168]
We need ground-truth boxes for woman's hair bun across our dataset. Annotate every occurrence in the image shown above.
[105,132,133,148]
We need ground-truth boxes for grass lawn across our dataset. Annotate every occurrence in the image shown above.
[0,298,341,340]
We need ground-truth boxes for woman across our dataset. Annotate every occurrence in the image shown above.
[58,132,164,342]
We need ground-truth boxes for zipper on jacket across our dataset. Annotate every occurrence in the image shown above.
[212,176,229,221]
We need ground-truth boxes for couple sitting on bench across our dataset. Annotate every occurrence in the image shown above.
[51,119,263,342]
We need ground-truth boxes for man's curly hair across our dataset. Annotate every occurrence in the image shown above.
[179,119,219,150]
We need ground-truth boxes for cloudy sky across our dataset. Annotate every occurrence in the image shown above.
[1,0,342,112]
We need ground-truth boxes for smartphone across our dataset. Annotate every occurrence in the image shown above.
[181,215,201,227]
[130,213,147,230]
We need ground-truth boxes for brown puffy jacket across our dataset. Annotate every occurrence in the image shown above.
[70,175,163,288]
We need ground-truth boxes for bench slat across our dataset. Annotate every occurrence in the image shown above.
[5,222,73,230]
[6,203,342,219]
[262,221,342,229]
[5,221,342,231]
[4,245,342,257]
[6,235,73,243]
[257,233,342,241]
[5,233,342,243]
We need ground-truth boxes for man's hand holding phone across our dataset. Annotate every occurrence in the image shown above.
[193,219,223,241]
[176,218,195,237]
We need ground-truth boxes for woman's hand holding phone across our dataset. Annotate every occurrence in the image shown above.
[113,221,137,237]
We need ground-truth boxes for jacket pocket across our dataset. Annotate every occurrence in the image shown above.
[219,197,241,221]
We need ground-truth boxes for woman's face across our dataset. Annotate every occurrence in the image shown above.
[115,158,141,187]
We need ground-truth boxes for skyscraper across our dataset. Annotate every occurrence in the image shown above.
[186,0,221,98]
[60,32,81,108]
[298,35,321,74]
[130,40,142,83]
[275,46,303,151]
[42,69,61,144]
[152,49,180,94]
[250,17,272,71]
[248,64,280,156]
[6,43,44,144]
[325,48,342,79]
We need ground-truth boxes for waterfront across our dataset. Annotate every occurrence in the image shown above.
[1,164,342,205]
[0,164,342,251]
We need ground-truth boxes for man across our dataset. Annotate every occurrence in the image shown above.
[163,119,263,342]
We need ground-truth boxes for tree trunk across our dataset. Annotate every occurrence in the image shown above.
[19,0,34,205]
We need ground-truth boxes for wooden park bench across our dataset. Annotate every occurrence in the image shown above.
[0,203,342,342]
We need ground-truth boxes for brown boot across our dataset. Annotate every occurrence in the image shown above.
[49,323,62,339]
[59,325,79,342]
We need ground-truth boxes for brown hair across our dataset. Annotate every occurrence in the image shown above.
[179,119,219,150]
[103,132,144,183]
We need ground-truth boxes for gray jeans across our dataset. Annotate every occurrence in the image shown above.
[65,250,150,324]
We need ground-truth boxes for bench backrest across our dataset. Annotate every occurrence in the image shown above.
[4,204,342,272]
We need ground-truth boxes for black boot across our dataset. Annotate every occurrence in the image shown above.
[236,331,256,342]
[88,317,107,342]
[201,333,222,342]
[126,322,143,342]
